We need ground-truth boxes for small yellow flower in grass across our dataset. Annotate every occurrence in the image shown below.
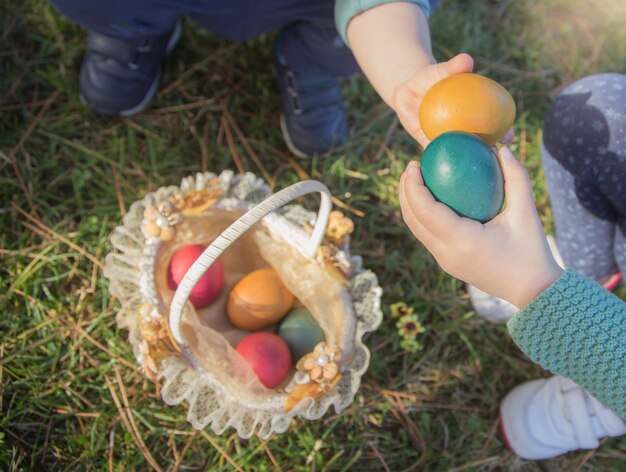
[400,337,423,353]
[390,301,414,318]
[396,314,425,338]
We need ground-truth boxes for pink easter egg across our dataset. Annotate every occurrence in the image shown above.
[169,244,224,308]
[236,333,291,388]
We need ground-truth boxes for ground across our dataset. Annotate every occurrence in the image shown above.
[1,0,625,470]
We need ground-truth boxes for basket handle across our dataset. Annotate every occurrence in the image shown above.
[169,180,333,346]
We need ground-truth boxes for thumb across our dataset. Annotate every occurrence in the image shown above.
[497,147,537,219]
[430,54,474,85]
[442,53,474,77]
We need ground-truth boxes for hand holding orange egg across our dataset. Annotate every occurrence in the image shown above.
[392,53,475,148]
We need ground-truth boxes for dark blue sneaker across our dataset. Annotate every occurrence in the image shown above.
[274,46,348,158]
[79,21,181,116]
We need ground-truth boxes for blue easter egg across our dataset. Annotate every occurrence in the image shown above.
[420,131,504,222]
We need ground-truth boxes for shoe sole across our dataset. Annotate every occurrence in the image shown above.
[498,416,513,450]
[279,114,347,160]
[118,74,161,116]
[80,19,182,117]
[279,114,310,159]
[602,272,622,291]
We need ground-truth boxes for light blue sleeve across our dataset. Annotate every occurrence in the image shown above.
[335,0,435,47]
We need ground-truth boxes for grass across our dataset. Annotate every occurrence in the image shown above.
[1,0,625,470]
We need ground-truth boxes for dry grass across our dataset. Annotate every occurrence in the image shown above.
[1,0,625,470]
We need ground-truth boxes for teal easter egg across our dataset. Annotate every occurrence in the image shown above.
[420,131,504,222]
[278,308,326,362]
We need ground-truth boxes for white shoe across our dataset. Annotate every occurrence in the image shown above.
[500,376,626,460]
[468,235,565,323]
[466,283,518,323]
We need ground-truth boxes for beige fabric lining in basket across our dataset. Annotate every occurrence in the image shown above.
[104,171,382,439]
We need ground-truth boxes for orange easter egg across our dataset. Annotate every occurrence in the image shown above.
[419,73,516,145]
[227,268,294,331]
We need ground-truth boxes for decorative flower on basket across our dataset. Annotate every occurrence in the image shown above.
[171,176,222,215]
[137,304,180,381]
[104,171,382,439]
[285,342,344,412]
[142,201,183,241]
[325,211,354,245]
[300,341,342,384]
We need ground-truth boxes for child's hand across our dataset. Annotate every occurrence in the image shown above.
[392,53,516,148]
[392,53,474,148]
[399,147,563,308]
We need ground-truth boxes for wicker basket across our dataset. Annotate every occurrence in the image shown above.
[104,171,382,438]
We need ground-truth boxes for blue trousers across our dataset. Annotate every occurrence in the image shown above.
[49,0,360,78]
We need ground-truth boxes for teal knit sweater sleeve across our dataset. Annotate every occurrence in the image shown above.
[334,0,433,46]
[507,269,626,417]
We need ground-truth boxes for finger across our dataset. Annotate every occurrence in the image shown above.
[395,88,430,148]
[497,147,538,219]
[500,127,515,144]
[399,175,430,243]
[441,53,474,78]
[406,53,474,97]
[399,165,445,252]
[401,161,468,242]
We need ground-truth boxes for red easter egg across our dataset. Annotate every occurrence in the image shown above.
[236,333,291,388]
[169,244,224,308]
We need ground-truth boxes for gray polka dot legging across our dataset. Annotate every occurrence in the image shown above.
[542,73,626,280]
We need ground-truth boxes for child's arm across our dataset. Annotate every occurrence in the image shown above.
[399,147,625,416]
[345,2,473,148]
[399,147,563,308]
